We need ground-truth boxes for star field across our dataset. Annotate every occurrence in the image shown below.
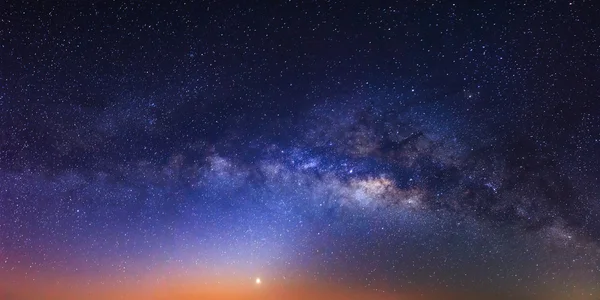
[0,1,599,299]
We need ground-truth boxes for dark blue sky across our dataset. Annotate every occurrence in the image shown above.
[0,1,599,299]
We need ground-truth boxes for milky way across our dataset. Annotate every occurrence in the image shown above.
[1,1,599,299]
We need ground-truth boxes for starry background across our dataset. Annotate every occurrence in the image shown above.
[0,0,599,299]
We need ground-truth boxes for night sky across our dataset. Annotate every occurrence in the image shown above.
[1,1,599,299]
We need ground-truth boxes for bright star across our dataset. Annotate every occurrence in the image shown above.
[255,277,261,285]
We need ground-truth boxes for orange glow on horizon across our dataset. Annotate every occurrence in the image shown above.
[1,271,594,300]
